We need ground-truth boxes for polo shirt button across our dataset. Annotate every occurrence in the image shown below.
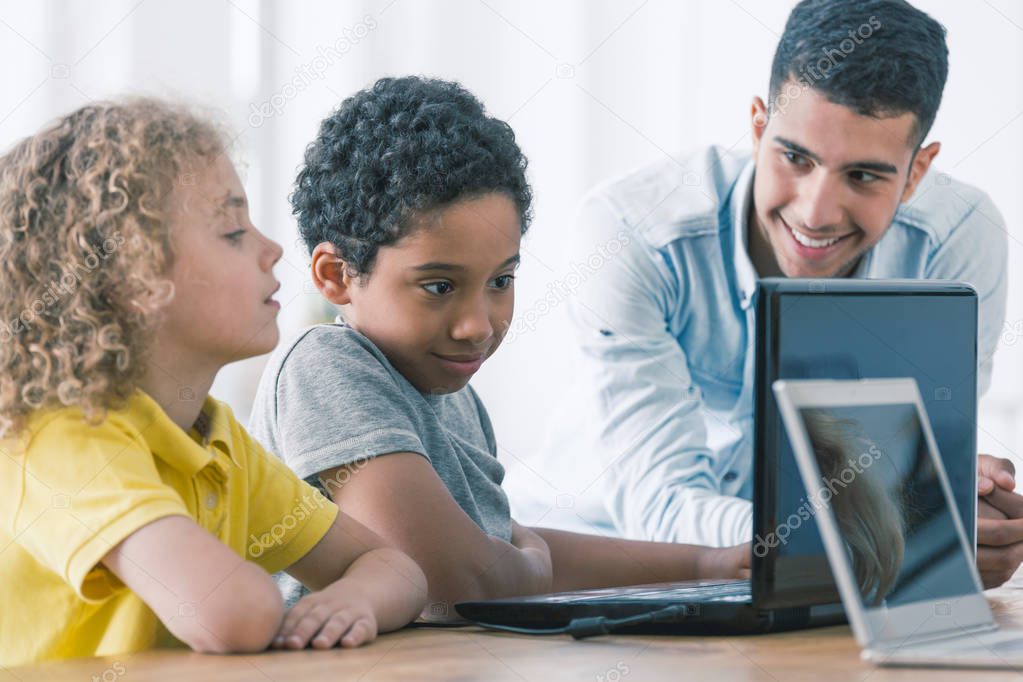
[723,471,738,482]
[205,492,218,510]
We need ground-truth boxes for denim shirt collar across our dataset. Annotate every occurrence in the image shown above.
[730,161,758,310]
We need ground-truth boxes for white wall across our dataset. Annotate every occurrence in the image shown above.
[1,0,1021,518]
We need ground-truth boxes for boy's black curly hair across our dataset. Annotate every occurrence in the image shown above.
[291,76,533,275]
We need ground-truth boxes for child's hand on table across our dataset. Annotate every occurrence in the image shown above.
[510,521,554,593]
[273,581,378,650]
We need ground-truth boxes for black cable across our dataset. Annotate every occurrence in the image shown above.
[469,604,695,640]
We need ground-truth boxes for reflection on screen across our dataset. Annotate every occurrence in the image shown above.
[769,293,977,604]
[797,404,976,609]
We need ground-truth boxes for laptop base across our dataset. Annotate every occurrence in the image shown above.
[456,579,847,635]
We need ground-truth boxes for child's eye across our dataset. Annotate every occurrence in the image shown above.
[224,229,246,243]
[422,281,453,296]
[491,274,515,290]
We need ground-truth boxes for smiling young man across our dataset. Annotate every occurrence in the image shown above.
[540,0,1023,587]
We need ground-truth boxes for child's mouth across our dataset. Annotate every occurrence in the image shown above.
[432,352,486,377]
[264,281,281,308]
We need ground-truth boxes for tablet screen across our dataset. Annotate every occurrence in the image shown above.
[795,403,976,608]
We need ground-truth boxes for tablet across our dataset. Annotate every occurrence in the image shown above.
[773,378,997,663]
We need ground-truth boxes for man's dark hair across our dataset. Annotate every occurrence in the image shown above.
[769,0,948,146]
[291,76,533,276]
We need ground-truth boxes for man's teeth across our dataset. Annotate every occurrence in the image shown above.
[788,225,842,248]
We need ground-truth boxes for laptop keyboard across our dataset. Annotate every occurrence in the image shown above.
[586,580,752,603]
[519,579,752,604]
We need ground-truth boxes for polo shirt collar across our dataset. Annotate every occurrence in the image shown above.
[129,391,239,478]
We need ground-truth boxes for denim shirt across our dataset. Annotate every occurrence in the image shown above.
[539,145,1007,547]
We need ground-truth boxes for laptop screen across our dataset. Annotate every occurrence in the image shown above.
[758,286,977,607]
[794,402,976,609]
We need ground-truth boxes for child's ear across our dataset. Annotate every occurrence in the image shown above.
[311,242,355,305]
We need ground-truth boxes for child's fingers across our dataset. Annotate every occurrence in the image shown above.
[340,617,378,648]
[274,598,317,648]
[282,604,332,649]
[310,611,355,650]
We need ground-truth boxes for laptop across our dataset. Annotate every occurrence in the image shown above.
[454,279,977,636]
[774,377,1023,669]
[753,279,977,610]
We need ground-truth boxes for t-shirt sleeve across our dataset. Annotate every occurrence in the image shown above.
[272,327,429,483]
[238,425,339,574]
[0,412,189,602]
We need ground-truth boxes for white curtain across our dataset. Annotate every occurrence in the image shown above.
[1,0,1021,521]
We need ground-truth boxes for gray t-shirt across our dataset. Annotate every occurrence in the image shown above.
[248,322,512,604]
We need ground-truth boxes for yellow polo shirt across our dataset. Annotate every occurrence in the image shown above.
[0,391,338,665]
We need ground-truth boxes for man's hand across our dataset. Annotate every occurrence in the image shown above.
[976,454,1023,588]
[979,454,1017,497]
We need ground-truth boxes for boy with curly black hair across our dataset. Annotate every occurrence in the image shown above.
[250,76,750,617]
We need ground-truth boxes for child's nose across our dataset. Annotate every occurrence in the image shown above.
[262,237,284,270]
[451,297,494,346]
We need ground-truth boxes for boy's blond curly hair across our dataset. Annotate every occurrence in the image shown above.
[0,98,227,438]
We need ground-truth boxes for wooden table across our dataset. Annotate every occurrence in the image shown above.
[10,589,1023,681]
